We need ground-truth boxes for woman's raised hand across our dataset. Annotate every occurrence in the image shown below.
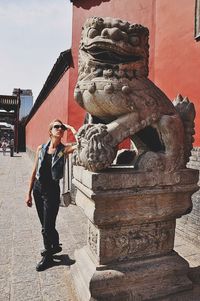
[64,124,77,135]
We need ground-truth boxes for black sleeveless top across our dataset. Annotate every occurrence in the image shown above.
[40,152,58,190]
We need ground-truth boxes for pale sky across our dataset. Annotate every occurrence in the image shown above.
[0,0,72,101]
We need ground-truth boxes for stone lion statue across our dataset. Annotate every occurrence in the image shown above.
[74,16,195,172]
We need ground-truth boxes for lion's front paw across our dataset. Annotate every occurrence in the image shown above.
[75,124,117,171]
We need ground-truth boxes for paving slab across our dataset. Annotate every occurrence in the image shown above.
[0,151,200,300]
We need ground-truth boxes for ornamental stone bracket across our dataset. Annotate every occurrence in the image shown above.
[71,166,199,301]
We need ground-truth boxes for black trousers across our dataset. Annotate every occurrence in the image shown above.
[33,179,60,251]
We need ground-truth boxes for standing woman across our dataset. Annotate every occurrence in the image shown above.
[26,119,77,271]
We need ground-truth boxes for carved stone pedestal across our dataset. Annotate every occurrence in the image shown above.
[71,166,199,301]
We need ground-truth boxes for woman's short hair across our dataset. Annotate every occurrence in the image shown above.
[48,119,64,131]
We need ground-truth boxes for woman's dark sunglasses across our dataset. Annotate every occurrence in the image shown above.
[53,124,66,130]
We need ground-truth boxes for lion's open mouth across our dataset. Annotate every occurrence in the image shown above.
[84,43,142,64]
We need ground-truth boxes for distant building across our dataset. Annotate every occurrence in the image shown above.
[13,89,33,120]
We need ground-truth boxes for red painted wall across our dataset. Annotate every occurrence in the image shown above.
[154,0,200,145]
[26,0,200,151]
[69,0,200,146]
[26,71,70,152]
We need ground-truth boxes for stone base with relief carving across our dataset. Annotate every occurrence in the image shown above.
[71,166,199,301]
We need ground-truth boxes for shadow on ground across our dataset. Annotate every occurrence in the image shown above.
[188,266,200,284]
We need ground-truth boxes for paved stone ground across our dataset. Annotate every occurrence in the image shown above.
[0,151,86,301]
[1,150,200,301]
